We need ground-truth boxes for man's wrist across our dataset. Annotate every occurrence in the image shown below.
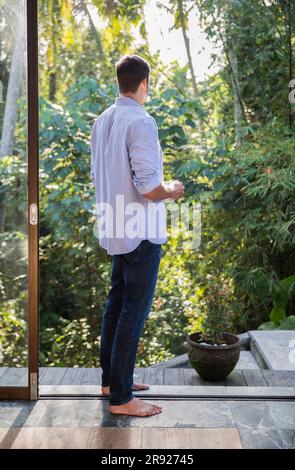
[161,182,175,201]
[164,181,174,195]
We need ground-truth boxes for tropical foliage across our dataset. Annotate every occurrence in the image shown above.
[0,0,294,367]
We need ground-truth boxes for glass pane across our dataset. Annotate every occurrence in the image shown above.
[0,0,28,387]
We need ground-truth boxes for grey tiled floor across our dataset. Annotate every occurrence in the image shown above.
[0,398,294,448]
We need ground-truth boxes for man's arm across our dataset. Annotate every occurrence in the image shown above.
[90,120,99,185]
[142,180,185,202]
[128,117,162,195]
[127,117,184,201]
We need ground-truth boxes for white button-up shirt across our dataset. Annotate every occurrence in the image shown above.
[90,95,167,255]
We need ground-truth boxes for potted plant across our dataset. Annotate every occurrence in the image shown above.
[186,275,241,381]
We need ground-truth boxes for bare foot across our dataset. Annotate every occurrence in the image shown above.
[101,382,150,397]
[109,397,162,417]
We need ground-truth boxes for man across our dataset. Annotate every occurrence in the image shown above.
[90,55,184,417]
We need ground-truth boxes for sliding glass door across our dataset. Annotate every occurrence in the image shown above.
[0,0,39,400]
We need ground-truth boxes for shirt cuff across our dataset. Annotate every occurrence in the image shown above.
[134,178,161,195]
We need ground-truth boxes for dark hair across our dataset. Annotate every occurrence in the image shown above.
[115,55,150,94]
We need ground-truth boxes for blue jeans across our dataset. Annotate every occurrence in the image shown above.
[99,239,162,405]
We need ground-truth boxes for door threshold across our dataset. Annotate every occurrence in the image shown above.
[39,384,295,400]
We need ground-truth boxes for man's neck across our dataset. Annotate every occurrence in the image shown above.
[119,94,142,106]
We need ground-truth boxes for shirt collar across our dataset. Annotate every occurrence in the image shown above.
[115,95,142,108]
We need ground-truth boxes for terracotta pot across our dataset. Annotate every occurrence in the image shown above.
[186,332,241,381]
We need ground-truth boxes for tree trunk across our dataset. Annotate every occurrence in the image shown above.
[80,0,104,59]
[0,1,25,232]
[228,47,243,147]
[48,0,57,101]
[0,2,25,158]
[177,0,207,148]
[177,0,198,97]
[287,0,293,128]
[49,71,56,102]
[201,3,247,141]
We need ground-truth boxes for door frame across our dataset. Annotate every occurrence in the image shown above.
[0,0,39,401]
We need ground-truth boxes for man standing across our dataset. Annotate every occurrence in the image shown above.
[90,55,184,417]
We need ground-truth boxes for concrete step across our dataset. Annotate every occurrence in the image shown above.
[249,330,295,371]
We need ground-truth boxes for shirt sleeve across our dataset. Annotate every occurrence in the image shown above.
[127,117,162,195]
[90,123,96,185]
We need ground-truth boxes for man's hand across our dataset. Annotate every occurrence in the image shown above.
[142,180,185,202]
[166,180,185,201]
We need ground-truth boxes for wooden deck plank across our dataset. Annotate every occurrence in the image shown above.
[143,367,164,385]
[81,368,102,385]
[204,379,226,386]
[0,368,8,380]
[19,371,29,386]
[163,368,184,385]
[60,368,86,385]
[183,368,205,386]
[5,427,242,449]
[261,370,287,387]
[39,368,48,381]
[41,367,68,385]
[91,428,143,449]
[243,369,267,387]
[133,368,145,383]
[225,370,247,387]
[0,367,27,386]
[142,427,190,449]
[142,427,242,450]
[281,371,295,387]
[7,366,293,388]
[8,427,93,450]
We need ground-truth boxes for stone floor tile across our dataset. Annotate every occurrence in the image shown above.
[238,427,286,449]
[230,401,276,429]
[267,402,295,430]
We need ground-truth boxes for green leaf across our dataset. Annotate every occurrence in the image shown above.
[258,321,277,330]
[277,316,295,330]
[281,274,295,290]
[270,305,286,325]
